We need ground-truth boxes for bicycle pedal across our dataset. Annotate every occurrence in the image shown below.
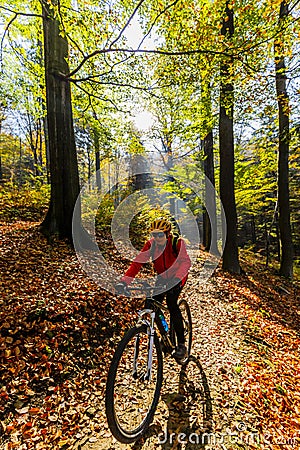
[172,350,189,364]
[176,355,190,365]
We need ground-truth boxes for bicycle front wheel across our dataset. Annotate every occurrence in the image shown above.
[105,324,163,443]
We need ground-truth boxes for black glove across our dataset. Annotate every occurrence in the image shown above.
[115,281,129,296]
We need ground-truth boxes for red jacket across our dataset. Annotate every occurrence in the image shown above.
[121,235,191,286]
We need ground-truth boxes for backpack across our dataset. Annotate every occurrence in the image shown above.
[150,234,180,261]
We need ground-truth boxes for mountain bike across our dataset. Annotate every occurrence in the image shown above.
[105,281,192,444]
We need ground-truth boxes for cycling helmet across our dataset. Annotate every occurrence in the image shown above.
[150,217,172,232]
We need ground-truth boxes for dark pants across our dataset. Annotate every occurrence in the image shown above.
[153,281,185,345]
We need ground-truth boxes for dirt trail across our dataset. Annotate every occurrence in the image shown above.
[1,223,298,450]
[78,266,256,450]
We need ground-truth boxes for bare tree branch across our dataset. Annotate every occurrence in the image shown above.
[154,143,169,169]
[57,0,85,59]
[109,0,147,49]
[238,15,300,57]
[4,35,39,77]
[68,76,161,97]
[0,5,43,70]
[97,52,135,83]
[73,82,127,112]
[0,6,43,18]
[177,146,199,159]
[289,0,300,14]
[0,13,17,71]
[137,0,179,50]
[66,47,227,78]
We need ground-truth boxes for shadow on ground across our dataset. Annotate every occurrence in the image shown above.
[132,355,213,449]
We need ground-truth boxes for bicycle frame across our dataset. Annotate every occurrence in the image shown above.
[134,296,173,382]
[134,308,155,381]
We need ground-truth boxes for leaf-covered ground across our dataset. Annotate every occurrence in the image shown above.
[0,222,299,450]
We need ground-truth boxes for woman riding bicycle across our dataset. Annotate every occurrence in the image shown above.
[116,217,191,360]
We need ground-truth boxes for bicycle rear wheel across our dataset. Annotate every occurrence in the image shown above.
[105,324,163,443]
[170,298,192,365]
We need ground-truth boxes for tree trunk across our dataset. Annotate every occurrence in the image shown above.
[0,155,2,184]
[87,143,91,190]
[201,78,219,255]
[251,215,256,245]
[166,149,176,215]
[38,118,43,175]
[264,215,270,268]
[202,132,219,255]
[219,1,240,273]
[0,121,2,183]
[18,138,23,186]
[40,0,80,240]
[275,0,293,278]
[275,209,281,263]
[43,115,50,184]
[94,128,101,191]
[38,37,50,185]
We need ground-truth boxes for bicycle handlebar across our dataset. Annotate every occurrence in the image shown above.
[121,281,168,297]
[126,281,152,291]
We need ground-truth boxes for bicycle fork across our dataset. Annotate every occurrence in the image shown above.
[133,309,156,382]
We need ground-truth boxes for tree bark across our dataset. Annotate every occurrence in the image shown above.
[251,215,256,245]
[219,1,240,273]
[275,0,293,278]
[202,132,219,255]
[40,0,80,240]
[0,155,2,184]
[93,128,101,191]
[201,80,219,255]
[0,121,2,183]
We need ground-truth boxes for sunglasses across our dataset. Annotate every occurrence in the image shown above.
[151,231,165,238]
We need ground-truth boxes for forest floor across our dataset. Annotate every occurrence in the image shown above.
[0,221,300,450]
